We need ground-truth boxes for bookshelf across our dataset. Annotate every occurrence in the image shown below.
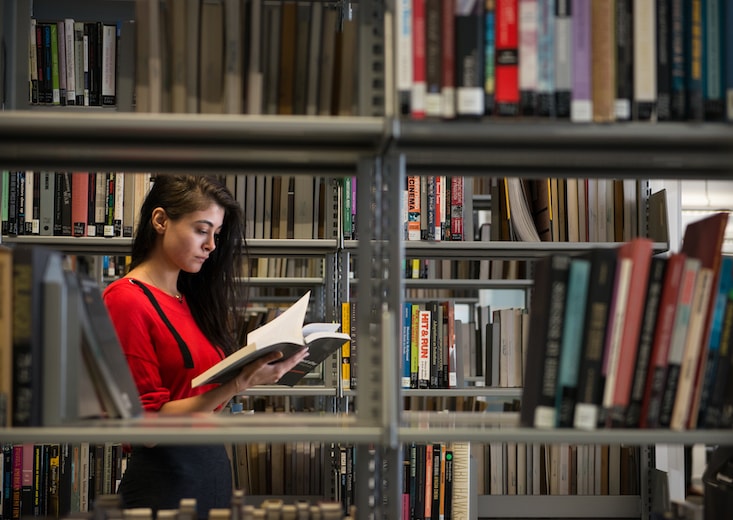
[2,1,733,519]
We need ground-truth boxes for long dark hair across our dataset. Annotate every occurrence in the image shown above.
[130,174,247,355]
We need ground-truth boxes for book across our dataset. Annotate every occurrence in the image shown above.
[681,212,729,429]
[698,256,733,426]
[12,245,61,426]
[556,256,591,427]
[640,252,688,428]
[77,273,143,420]
[573,248,617,430]
[603,237,654,426]
[0,246,11,427]
[624,256,667,427]
[520,253,570,428]
[191,291,349,388]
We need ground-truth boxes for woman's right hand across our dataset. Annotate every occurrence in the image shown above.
[230,347,311,393]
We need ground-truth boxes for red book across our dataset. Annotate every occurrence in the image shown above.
[411,0,427,119]
[679,212,729,428]
[639,252,687,428]
[71,171,89,237]
[605,237,654,426]
[494,0,519,115]
[440,0,456,118]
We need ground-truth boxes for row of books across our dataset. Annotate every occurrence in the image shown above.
[29,19,118,107]
[135,0,358,116]
[474,442,641,496]
[0,442,126,520]
[399,0,733,122]
[233,441,325,496]
[521,212,732,431]
[0,171,151,239]
[0,172,339,241]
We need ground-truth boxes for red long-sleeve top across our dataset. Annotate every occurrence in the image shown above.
[103,277,225,412]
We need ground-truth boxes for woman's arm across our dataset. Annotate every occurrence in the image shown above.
[157,347,311,414]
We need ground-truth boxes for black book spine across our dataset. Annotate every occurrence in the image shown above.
[656,0,672,121]
[624,257,667,427]
[615,0,633,121]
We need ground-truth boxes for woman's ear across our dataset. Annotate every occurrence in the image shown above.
[151,207,168,234]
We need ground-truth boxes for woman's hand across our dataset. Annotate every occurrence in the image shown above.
[230,347,311,393]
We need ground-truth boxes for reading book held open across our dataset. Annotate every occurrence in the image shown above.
[191,291,350,388]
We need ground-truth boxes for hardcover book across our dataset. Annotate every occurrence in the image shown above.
[191,291,349,388]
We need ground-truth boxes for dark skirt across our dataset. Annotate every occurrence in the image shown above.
[117,444,232,519]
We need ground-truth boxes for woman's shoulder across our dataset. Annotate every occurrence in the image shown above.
[103,276,146,302]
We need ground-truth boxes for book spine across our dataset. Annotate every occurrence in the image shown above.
[704,289,733,427]
[686,0,704,120]
[657,259,700,427]
[615,0,633,121]
[518,0,538,116]
[556,258,591,428]
[50,24,61,105]
[455,0,486,117]
[536,0,555,117]
[702,0,725,120]
[633,0,657,120]
[570,0,592,121]
[440,0,456,118]
[64,19,76,105]
[396,0,413,115]
[101,25,117,106]
[656,0,672,120]
[534,254,570,428]
[494,0,518,116]
[56,22,67,106]
[591,0,616,122]
[484,1,496,115]
[425,0,443,117]
[554,0,572,118]
[573,250,616,430]
[412,0,427,119]
[727,0,733,121]
[625,256,666,427]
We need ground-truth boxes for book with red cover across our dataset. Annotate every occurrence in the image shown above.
[604,237,654,427]
[411,0,427,119]
[624,256,667,427]
[678,212,729,428]
[494,0,519,116]
[70,172,89,237]
[639,251,687,428]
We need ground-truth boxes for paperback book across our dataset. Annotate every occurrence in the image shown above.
[191,291,350,388]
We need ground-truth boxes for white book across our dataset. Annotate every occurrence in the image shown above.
[64,19,76,104]
[101,24,117,106]
[191,291,350,388]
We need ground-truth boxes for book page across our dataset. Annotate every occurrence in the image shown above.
[247,290,311,348]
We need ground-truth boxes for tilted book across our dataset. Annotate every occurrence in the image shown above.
[191,291,350,388]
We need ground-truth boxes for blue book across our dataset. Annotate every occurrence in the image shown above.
[698,255,733,426]
[556,257,591,427]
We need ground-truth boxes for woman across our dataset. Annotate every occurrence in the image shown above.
[103,175,309,516]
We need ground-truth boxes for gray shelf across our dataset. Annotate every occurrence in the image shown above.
[398,412,733,445]
[346,240,669,259]
[389,119,733,179]
[0,414,378,445]
[0,111,385,175]
[477,495,642,519]
[1,236,339,256]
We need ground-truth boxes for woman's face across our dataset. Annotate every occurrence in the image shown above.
[159,203,225,273]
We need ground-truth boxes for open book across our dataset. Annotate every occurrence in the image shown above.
[191,291,350,388]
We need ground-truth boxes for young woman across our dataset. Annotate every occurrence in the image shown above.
[103,175,309,517]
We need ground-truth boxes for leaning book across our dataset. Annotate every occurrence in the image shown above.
[191,291,350,388]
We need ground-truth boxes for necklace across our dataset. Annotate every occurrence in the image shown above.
[142,268,183,302]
